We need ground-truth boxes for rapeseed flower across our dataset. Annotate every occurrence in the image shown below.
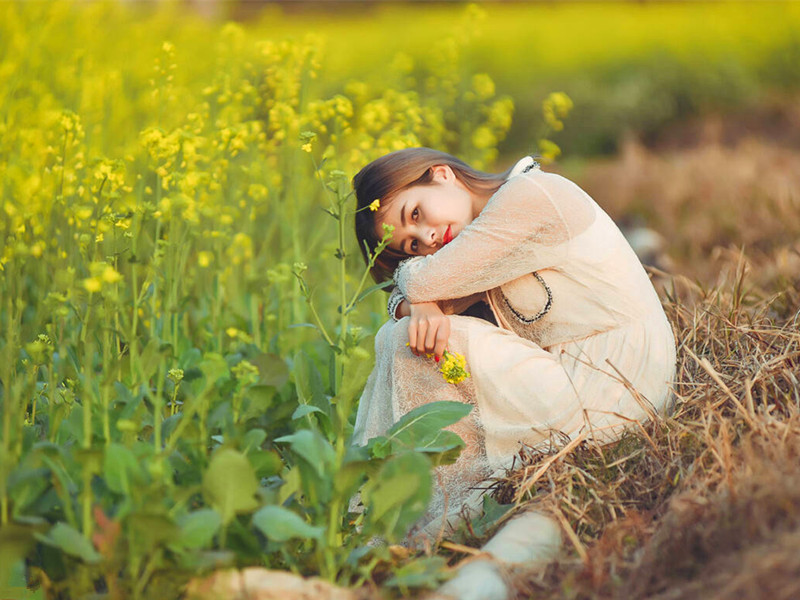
[369,199,380,212]
[439,350,470,385]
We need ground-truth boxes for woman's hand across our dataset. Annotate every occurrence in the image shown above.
[406,301,450,360]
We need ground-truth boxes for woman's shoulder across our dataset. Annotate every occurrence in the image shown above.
[488,160,598,239]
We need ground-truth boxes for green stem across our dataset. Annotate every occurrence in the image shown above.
[334,196,348,395]
[153,361,166,455]
[250,294,261,349]
[306,297,334,348]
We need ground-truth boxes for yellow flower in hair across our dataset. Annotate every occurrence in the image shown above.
[369,198,381,212]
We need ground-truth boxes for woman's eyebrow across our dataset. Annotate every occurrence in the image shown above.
[399,204,409,254]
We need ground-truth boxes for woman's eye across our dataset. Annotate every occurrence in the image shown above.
[411,208,419,220]
[410,239,418,253]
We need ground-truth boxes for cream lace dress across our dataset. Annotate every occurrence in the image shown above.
[352,157,676,536]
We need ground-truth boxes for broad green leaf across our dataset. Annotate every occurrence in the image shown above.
[387,401,472,449]
[413,429,465,453]
[367,436,391,459]
[292,352,330,418]
[252,505,324,542]
[199,352,230,386]
[202,448,259,525]
[333,460,368,498]
[103,443,141,495]
[248,450,282,478]
[40,523,101,563]
[251,353,289,387]
[7,466,49,514]
[241,428,267,452]
[385,556,448,589]
[176,509,222,549]
[139,340,173,379]
[139,338,163,378]
[469,495,514,538]
[74,448,103,475]
[127,512,179,550]
[275,430,335,478]
[242,385,276,419]
[361,452,431,540]
[292,404,325,420]
[0,523,39,587]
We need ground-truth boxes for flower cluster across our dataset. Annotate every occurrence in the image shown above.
[439,350,471,385]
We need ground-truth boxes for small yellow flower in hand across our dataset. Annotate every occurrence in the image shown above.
[439,350,470,385]
[369,198,381,212]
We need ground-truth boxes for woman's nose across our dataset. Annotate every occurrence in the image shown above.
[422,226,437,247]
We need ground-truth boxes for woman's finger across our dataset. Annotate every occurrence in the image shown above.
[407,320,418,355]
[433,318,450,359]
[424,318,439,353]
[414,320,428,356]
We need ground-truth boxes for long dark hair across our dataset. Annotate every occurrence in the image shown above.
[353,148,512,283]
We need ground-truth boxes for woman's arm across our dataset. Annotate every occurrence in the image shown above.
[390,292,486,320]
[394,172,593,303]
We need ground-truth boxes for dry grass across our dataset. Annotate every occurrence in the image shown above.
[480,118,800,599]
[574,97,800,290]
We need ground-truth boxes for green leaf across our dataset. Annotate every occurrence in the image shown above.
[7,466,49,515]
[241,428,267,452]
[0,523,40,588]
[333,460,368,497]
[139,338,163,378]
[199,352,230,386]
[202,448,259,525]
[103,443,142,495]
[242,385,276,419]
[252,505,324,542]
[387,401,472,450]
[40,523,101,563]
[175,509,222,549]
[353,279,394,307]
[385,556,448,589]
[361,452,431,540]
[275,430,335,478]
[251,353,289,387]
[292,352,330,418]
[248,450,282,478]
[366,436,391,459]
[127,512,179,550]
[469,495,514,538]
[291,404,325,420]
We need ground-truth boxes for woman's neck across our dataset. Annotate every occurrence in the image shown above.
[471,188,496,219]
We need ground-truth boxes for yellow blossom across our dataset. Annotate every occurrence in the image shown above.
[197,251,213,267]
[83,277,102,293]
[369,199,381,212]
[439,350,470,385]
[101,265,122,284]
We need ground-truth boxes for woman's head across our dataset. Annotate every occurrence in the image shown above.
[353,148,510,282]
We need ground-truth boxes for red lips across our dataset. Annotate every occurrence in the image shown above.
[443,225,453,245]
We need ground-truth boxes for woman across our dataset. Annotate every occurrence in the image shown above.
[351,148,676,538]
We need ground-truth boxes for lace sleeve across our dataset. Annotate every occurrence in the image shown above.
[386,283,486,321]
[394,171,595,304]
[386,286,405,321]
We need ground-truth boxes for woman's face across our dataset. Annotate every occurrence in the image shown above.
[375,165,477,257]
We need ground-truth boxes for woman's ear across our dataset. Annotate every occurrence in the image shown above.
[430,164,454,183]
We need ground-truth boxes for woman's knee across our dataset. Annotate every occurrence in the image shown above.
[374,318,410,355]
